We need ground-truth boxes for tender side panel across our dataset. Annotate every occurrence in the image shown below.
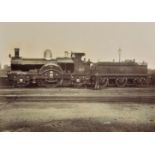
[92,63,148,75]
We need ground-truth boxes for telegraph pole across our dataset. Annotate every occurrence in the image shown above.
[118,48,122,63]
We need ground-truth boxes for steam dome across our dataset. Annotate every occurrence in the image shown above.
[44,49,52,60]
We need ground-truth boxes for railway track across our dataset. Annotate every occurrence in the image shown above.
[0,87,155,103]
[0,95,155,103]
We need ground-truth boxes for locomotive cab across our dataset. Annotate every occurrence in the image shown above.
[70,52,91,87]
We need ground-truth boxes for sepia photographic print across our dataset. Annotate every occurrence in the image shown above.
[0,22,155,132]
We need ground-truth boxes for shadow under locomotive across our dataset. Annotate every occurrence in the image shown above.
[7,48,150,89]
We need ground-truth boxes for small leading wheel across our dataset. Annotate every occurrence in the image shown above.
[115,77,127,87]
[14,76,30,88]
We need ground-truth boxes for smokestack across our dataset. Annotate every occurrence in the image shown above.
[14,48,20,58]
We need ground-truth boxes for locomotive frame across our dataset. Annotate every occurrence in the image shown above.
[7,48,150,89]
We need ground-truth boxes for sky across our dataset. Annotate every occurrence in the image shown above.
[0,22,155,69]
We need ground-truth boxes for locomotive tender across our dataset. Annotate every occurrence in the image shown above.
[7,48,149,88]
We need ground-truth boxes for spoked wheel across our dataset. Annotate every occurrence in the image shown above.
[16,83,29,88]
[38,63,63,88]
[13,76,30,88]
[90,76,97,89]
[38,71,63,88]
[140,78,147,87]
[37,78,63,88]
[115,77,127,87]
[94,80,100,89]
[99,77,109,88]
[134,77,147,87]
[94,77,109,89]
[45,79,62,88]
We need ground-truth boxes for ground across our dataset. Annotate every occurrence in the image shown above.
[0,87,155,131]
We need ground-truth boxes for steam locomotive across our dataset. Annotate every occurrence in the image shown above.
[7,48,149,88]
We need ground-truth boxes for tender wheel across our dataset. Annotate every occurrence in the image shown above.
[134,77,147,87]
[94,80,100,89]
[90,76,97,89]
[99,77,109,88]
[140,78,147,87]
[115,77,127,87]
[94,77,109,89]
